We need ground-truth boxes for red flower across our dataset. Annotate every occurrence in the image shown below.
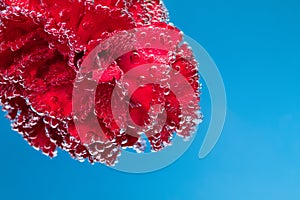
[0,0,201,166]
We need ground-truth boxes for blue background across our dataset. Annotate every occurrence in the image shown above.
[1,0,300,199]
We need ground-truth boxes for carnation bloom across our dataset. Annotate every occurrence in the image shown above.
[0,0,201,166]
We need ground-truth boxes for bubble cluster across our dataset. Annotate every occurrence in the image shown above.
[0,0,202,166]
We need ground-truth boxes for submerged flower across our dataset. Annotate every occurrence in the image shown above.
[0,0,201,166]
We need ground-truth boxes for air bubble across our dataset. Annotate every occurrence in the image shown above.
[145,43,151,48]
[136,75,146,85]
[140,31,146,38]
[130,51,140,64]
[159,33,165,44]
[149,65,158,77]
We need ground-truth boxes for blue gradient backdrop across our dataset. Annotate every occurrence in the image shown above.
[1,0,300,199]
